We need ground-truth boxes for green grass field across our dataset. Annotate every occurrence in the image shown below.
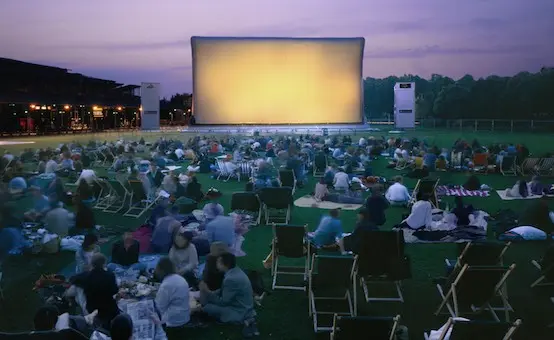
[1,129,554,339]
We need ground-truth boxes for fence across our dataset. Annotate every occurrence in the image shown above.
[368,119,554,133]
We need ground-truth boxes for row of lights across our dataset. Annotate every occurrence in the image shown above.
[28,104,133,111]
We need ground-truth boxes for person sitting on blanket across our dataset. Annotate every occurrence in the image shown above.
[24,185,50,222]
[519,197,554,235]
[323,165,336,186]
[169,231,199,288]
[398,193,433,230]
[505,180,529,198]
[151,209,181,253]
[75,200,96,230]
[365,185,389,226]
[313,177,330,202]
[528,176,546,196]
[323,182,365,204]
[385,176,411,205]
[185,176,204,202]
[308,209,344,248]
[339,208,378,254]
[109,313,134,340]
[202,242,230,291]
[107,232,146,273]
[147,161,164,188]
[463,174,481,191]
[33,304,92,337]
[451,196,474,226]
[75,233,100,274]
[333,167,350,191]
[203,188,224,224]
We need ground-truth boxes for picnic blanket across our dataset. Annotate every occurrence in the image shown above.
[294,195,362,210]
[436,185,490,197]
[496,189,554,201]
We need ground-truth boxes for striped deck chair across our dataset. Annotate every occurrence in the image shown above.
[536,158,554,176]
[517,157,541,176]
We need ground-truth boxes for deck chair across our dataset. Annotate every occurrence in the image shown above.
[530,245,554,288]
[231,192,262,225]
[238,161,253,180]
[331,314,400,340]
[308,254,357,332]
[124,180,158,218]
[517,157,540,176]
[445,242,510,270]
[435,264,516,322]
[216,159,240,182]
[410,177,439,207]
[259,187,293,225]
[271,224,309,291]
[536,158,554,176]
[424,318,522,340]
[356,230,410,309]
[500,156,517,176]
[104,179,130,213]
[472,153,490,174]
[451,151,462,168]
[279,169,297,194]
[394,157,410,170]
[93,178,113,210]
[313,153,328,177]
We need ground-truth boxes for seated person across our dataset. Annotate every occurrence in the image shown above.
[169,231,199,287]
[339,208,378,254]
[71,253,119,330]
[153,257,191,337]
[44,197,72,237]
[308,209,343,248]
[397,193,433,230]
[75,201,96,230]
[505,180,529,198]
[423,151,437,171]
[75,180,94,205]
[202,242,229,291]
[33,304,92,337]
[185,176,204,202]
[333,167,350,191]
[203,188,224,223]
[151,211,181,253]
[323,165,335,186]
[313,177,330,202]
[519,197,554,235]
[24,186,50,221]
[451,196,474,226]
[324,184,365,204]
[161,172,178,195]
[108,314,134,340]
[45,156,59,174]
[463,174,481,191]
[60,151,75,171]
[364,186,389,226]
[435,155,447,170]
[205,215,236,248]
[385,176,411,205]
[107,232,146,272]
[75,233,100,274]
[528,176,545,196]
[147,162,164,188]
[199,252,258,333]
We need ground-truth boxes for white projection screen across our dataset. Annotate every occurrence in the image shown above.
[191,37,365,125]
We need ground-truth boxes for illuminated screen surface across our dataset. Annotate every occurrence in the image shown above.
[191,37,365,125]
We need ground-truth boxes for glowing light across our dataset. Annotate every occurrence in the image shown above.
[139,106,143,111]
[30,104,36,109]
[41,106,47,110]
[64,105,70,110]
[117,106,123,111]
[93,106,98,110]
[192,37,363,124]
[47,106,51,110]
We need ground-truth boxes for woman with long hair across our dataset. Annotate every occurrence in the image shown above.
[168,231,199,288]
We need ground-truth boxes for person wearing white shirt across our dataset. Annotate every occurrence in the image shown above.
[333,168,350,191]
[174,148,185,160]
[332,148,344,159]
[393,148,402,161]
[153,257,191,337]
[385,176,411,205]
[45,158,59,174]
[358,137,366,147]
[401,148,410,161]
[400,194,433,229]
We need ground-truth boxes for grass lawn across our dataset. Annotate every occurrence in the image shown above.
[1,128,554,339]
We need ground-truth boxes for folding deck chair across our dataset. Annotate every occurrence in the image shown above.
[259,187,293,225]
[445,241,511,271]
[330,314,401,340]
[517,157,541,176]
[472,153,491,174]
[356,230,410,309]
[536,158,554,177]
[313,153,328,177]
[278,169,297,194]
[451,151,462,168]
[230,192,262,225]
[435,264,516,322]
[500,156,517,176]
[530,245,554,288]
[123,180,158,218]
[424,318,522,340]
[216,159,240,182]
[104,179,130,213]
[308,254,357,332]
[238,161,253,180]
[410,177,439,207]
[271,224,309,291]
[92,178,113,210]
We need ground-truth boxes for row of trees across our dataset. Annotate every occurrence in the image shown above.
[364,67,554,120]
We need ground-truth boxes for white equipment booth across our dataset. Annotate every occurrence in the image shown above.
[393,82,416,128]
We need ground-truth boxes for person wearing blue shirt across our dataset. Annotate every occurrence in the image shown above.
[310,209,343,247]
[205,215,236,248]
[423,152,438,171]
[25,186,50,221]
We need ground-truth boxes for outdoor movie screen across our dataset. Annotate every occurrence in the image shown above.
[191,37,365,125]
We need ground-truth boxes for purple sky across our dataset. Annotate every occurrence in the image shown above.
[1,0,553,96]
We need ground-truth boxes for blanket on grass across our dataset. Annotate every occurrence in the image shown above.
[294,195,362,210]
[436,185,490,197]
[496,189,554,200]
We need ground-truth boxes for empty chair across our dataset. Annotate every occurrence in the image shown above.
[271,224,309,291]
[259,186,293,225]
[536,158,554,176]
[279,169,297,194]
[517,157,540,176]
[424,318,522,340]
[435,264,516,322]
[309,254,357,332]
[124,180,158,218]
[104,179,130,213]
[410,178,439,207]
[530,245,554,288]
[500,156,517,176]
[356,230,410,310]
[92,178,113,210]
[331,314,401,340]
[445,242,510,271]
[231,192,262,225]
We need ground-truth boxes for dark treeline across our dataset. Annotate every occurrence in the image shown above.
[364,67,554,120]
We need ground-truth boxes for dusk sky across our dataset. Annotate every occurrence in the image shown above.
[1,0,553,96]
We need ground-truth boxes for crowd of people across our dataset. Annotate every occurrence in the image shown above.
[0,132,553,339]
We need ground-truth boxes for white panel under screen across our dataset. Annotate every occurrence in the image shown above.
[394,82,415,128]
[141,82,161,130]
[191,37,365,125]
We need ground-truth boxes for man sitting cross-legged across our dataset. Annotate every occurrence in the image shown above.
[385,176,411,206]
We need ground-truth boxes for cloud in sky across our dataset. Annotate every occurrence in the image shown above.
[0,0,552,95]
